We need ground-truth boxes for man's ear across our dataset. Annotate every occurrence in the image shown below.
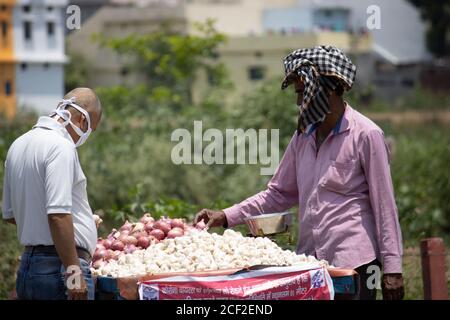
[80,114,88,131]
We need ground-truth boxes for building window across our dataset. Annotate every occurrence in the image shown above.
[211,51,220,60]
[5,81,12,96]
[207,69,220,86]
[22,5,31,13]
[24,21,32,40]
[120,67,129,77]
[21,63,27,71]
[322,9,332,18]
[248,66,266,81]
[47,21,54,36]
[402,78,415,88]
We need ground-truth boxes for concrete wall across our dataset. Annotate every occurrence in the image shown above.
[186,0,297,36]
[15,63,65,114]
[263,7,312,33]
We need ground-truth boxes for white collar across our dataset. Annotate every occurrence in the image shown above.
[33,116,75,146]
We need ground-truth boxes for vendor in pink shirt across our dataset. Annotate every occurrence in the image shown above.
[195,46,404,300]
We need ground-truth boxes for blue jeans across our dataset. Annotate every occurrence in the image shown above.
[16,251,95,300]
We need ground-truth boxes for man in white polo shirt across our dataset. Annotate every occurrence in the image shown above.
[2,88,102,300]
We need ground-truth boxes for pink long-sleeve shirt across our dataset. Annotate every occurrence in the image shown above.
[224,103,403,273]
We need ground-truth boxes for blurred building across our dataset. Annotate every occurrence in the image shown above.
[67,0,370,100]
[262,0,430,100]
[0,0,15,118]
[193,31,371,102]
[67,0,428,103]
[184,0,297,36]
[0,0,68,117]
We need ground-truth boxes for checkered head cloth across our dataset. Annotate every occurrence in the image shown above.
[281,45,357,134]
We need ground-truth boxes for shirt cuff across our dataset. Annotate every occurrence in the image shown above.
[382,255,403,274]
[223,204,245,228]
[47,206,72,215]
[2,209,14,219]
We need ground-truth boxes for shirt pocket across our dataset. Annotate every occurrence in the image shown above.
[319,160,356,195]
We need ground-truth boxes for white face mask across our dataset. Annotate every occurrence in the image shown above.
[52,97,92,147]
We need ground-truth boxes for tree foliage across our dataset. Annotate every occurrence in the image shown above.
[96,20,229,107]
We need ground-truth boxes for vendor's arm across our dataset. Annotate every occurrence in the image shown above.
[223,134,299,227]
[360,130,404,299]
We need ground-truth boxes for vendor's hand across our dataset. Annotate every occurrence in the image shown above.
[93,214,103,229]
[194,209,227,229]
[382,273,404,300]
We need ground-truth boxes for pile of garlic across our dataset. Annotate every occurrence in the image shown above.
[91,229,329,278]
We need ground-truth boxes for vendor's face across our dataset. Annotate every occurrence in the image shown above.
[294,78,305,106]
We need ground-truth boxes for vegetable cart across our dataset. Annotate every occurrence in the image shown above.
[94,266,358,300]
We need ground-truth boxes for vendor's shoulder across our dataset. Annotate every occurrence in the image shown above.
[350,107,384,136]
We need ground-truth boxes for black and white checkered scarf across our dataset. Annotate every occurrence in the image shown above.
[281,45,357,134]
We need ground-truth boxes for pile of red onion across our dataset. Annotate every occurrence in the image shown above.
[92,213,206,269]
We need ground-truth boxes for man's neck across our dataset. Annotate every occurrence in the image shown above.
[317,97,345,139]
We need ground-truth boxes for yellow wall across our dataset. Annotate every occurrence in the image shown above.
[0,63,15,118]
[0,0,16,118]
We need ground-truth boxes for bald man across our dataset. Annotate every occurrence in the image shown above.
[2,88,102,300]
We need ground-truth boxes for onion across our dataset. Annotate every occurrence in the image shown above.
[149,229,165,240]
[120,229,130,236]
[107,228,118,240]
[132,230,147,239]
[170,218,185,229]
[140,213,155,225]
[110,250,122,260]
[167,227,184,239]
[93,249,107,261]
[92,259,106,269]
[132,222,145,233]
[102,239,113,250]
[105,249,114,260]
[153,220,171,235]
[144,222,154,233]
[111,240,125,251]
[120,220,133,232]
[124,244,137,254]
[196,219,207,230]
[123,235,138,246]
[96,243,106,252]
[137,236,151,249]
[147,235,157,243]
